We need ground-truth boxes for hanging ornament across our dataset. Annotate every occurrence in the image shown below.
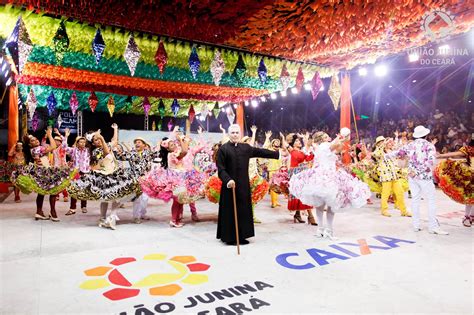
[171,99,180,117]
[53,21,69,65]
[143,96,151,116]
[69,92,79,116]
[188,104,196,123]
[213,102,220,118]
[4,17,34,74]
[310,72,323,100]
[57,114,63,128]
[46,92,57,116]
[107,96,115,117]
[124,33,141,76]
[233,54,247,83]
[124,96,133,113]
[280,64,290,91]
[155,41,168,74]
[157,118,162,131]
[152,120,156,131]
[92,28,106,65]
[88,92,99,112]
[31,110,40,131]
[328,75,342,110]
[226,106,235,125]
[158,99,166,117]
[167,118,174,131]
[210,50,225,86]
[295,66,305,92]
[26,88,37,119]
[257,58,268,84]
[188,46,201,79]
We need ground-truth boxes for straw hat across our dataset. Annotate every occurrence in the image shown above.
[133,137,151,148]
[53,136,62,141]
[375,136,386,144]
[413,125,430,138]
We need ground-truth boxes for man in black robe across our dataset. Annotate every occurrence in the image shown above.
[216,124,280,245]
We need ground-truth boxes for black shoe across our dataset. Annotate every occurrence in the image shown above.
[225,239,250,246]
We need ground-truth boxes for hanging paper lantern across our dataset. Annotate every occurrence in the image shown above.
[188,46,201,79]
[53,21,69,65]
[69,92,79,116]
[158,98,166,117]
[92,28,106,65]
[280,64,290,91]
[46,92,57,116]
[26,88,37,119]
[328,75,342,110]
[257,58,267,84]
[155,41,168,74]
[310,72,323,100]
[124,34,141,76]
[124,96,133,113]
[107,96,115,117]
[233,54,247,83]
[143,96,151,116]
[295,66,305,92]
[188,104,196,123]
[57,114,63,128]
[31,111,39,131]
[213,102,220,118]
[88,92,99,112]
[4,17,33,74]
[152,120,156,131]
[210,50,225,86]
[171,99,180,117]
[167,118,174,131]
[157,118,162,131]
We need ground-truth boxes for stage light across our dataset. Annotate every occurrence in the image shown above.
[412,79,417,83]
[438,44,450,54]
[375,101,379,105]
[291,87,298,94]
[358,67,367,76]
[270,93,277,100]
[408,53,419,62]
[280,107,283,110]
[244,100,249,106]
[386,102,390,106]
[468,100,472,103]
[233,104,238,109]
[280,90,287,97]
[1,63,7,72]
[388,85,392,88]
[374,64,388,77]
[260,96,266,102]
[304,83,311,91]
[251,100,258,107]
[270,110,273,113]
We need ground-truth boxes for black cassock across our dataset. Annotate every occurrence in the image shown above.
[216,141,279,243]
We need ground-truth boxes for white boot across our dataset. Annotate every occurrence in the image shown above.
[315,227,324,238]
[323,228,338,241]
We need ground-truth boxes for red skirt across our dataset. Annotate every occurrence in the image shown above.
[288,195,313,211]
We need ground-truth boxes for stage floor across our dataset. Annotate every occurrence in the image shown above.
[0,190,472,314]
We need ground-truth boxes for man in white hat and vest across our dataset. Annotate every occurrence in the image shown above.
[388,125,449,235]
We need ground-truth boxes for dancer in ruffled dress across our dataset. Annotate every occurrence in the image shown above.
[51,128,70,203]
[436,136,474,227]
[11,127,76,221]
[262,130,287,208]
[64,134,90,215]
[289,130,370,239]
[283,133,317,225]
[7,141,26,203]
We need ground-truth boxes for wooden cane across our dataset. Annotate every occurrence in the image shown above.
[231,186,240,255]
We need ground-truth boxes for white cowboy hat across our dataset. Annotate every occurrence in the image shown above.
[413,125,430,138]
[133,137,151,148]
[375,136,386,144]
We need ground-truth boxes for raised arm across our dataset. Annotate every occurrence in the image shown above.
[43,127,57,153]
[111,123,119,148]
[437,151,464,159]
[263,131,272,149]
[250,125,257,146]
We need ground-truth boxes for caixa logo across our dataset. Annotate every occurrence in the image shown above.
[276,236,415,269]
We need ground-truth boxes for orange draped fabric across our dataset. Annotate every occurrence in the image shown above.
[7,85,19,151]
[236,103,244,135]
[340,74,351,165]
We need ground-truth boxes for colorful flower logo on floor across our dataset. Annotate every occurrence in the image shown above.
[79,254,211,301]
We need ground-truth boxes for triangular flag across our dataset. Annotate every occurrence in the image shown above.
[310,72,323,100]
[107,96,115,117]
[295,66,305,92]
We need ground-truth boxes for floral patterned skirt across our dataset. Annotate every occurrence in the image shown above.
[67,168,140,201]
[204,175,269,205]
[434,159,473,204]
[11,164,77,195]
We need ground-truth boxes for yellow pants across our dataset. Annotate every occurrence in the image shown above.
[381,180,407,213]
[270,190,279,206]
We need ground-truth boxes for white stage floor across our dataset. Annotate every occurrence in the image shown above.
[0,190,472,314]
